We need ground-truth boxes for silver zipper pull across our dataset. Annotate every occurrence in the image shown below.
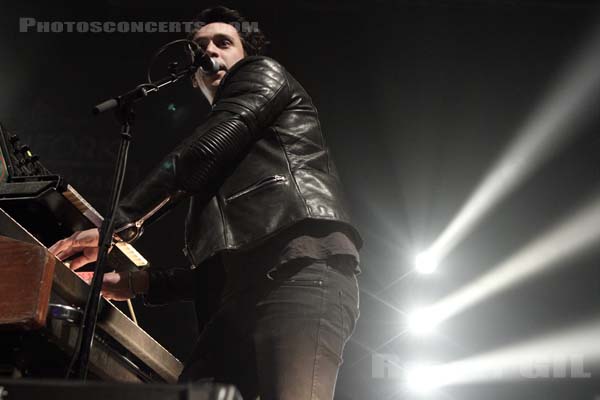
[135,196,171,227]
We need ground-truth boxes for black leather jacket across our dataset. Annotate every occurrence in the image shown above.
[115,56,361,266]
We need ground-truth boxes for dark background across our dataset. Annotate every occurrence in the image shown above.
[2,0,600,398]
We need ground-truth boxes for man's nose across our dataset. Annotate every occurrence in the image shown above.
[205,41,220,57]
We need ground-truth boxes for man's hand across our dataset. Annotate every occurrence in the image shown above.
[101,271,133,301]
[77,270,149,301]
[48,228,100,270]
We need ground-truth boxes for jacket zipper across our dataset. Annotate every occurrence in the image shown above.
[115,196,171,241]
[225,175,287,202]
[134,196,171,228]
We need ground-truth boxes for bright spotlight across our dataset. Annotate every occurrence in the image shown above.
[415,251,439,274]
[407,307,439,336]
[405,362,442,394]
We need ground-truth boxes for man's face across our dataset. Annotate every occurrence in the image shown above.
[192,22,246,103]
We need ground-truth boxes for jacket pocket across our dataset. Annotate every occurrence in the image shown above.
[225,174,287,203]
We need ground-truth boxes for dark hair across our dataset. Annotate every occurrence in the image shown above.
[187,6,269,56]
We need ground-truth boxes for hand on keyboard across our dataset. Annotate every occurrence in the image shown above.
[48,228,100,270]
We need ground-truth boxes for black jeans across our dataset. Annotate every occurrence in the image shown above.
[179,257,360,400]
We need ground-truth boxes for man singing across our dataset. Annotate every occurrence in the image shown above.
[50,6,361,400]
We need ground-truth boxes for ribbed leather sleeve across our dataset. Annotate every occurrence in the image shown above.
[174,116,252,194]
[175,56,290,192]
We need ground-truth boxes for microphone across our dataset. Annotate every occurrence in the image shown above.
[192,49,220,75]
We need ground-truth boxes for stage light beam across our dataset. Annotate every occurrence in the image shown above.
[423,191,600,329]
[408,318,600,389]
[417,23,600,271]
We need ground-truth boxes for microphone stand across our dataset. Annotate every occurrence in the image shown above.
[66,57,204,380]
